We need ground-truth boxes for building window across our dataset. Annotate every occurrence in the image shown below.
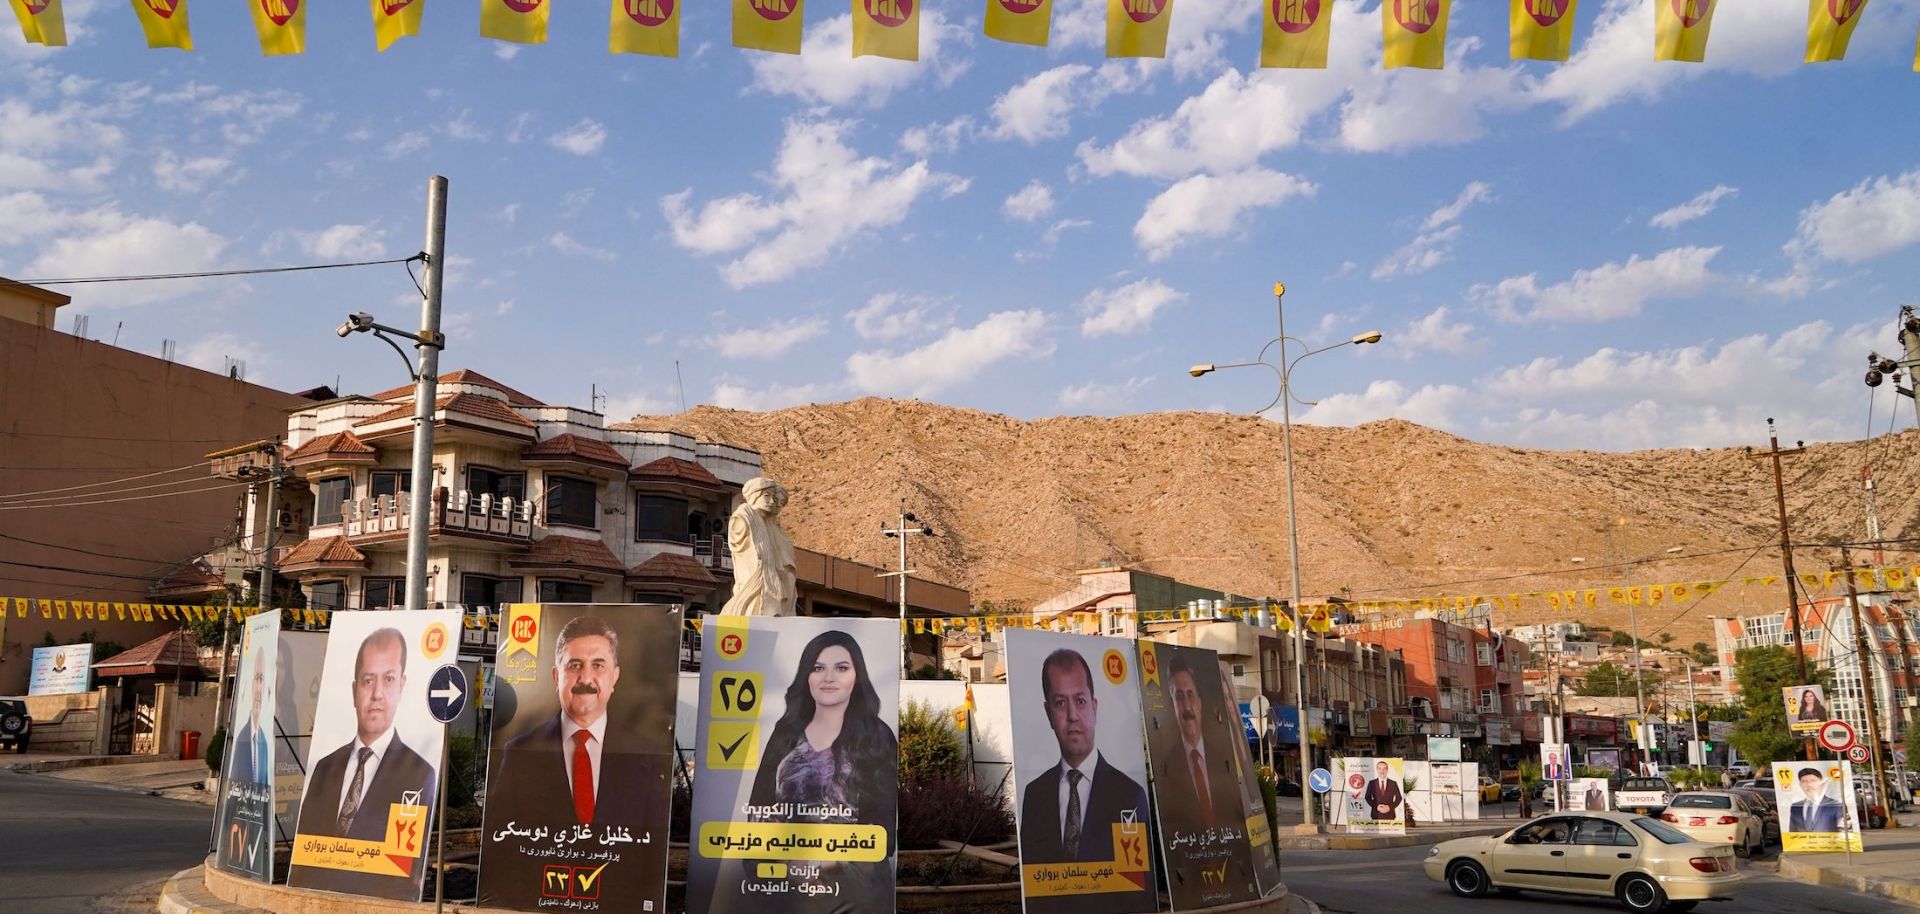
[544,475,599,529]
[310,579,346,611]
[468,467,525,503]
[635,494,689,541]
[1476,642,1493,666]
[539,580,594,603]
[370,471,412,502]
[461,574,522,611]
[314,476,351,525]
[1480,688,1497,712]
[364,577,404,610]
[1231,663,1247,679]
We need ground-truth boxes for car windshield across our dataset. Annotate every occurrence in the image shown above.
[1633,817,1694,844]
[1669,794,1732,809]
[1623,779,1668,791]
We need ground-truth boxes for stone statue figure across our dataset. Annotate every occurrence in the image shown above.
[719,476,797,616]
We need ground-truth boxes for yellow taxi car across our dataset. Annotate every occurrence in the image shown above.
[1424,811,1743,913]
[1478,775,1505,804]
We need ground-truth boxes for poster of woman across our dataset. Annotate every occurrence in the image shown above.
[1783,685,1830,735]
[214,612,279,882]
[687,615,899,914]
[478,604,681,913]
[1138,641,1260,910]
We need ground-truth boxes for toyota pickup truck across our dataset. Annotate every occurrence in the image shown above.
[1616,777,1673,815]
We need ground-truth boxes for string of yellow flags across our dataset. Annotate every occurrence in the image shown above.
[7,1,1914,70]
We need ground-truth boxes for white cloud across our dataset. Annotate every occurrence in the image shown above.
[384,131,430,159]
[181,332,267,381]
[711,380,845,411]
[989,65,1091,143]
[444,110,488,141]
[1078,68,1326,180]
[662,119,968,288]
[547,119,608,156]
[1134,169,1315,260]
[548,232,617,261]
[495,45,521,61]
[1650,185,1738,230]
[748,13,970,109]
[846,310,1051,397]
[899,116,974,155]
[1784,169,1920,265]
[1057,376,1152,412]
[298,224,387,260]
[1532,0,1804,124]
[1300,379,1471,428]
[1396,306,1484,357]
[1475,246,1722,323]
[705,317,828,358]
[1016,218,1093,263]
[1373,184,1491,279]
[152,83,304,146]
[24,211,230,307]
[1337,40,1529,153]
[848,292,942,341]
[1079,278,1185,337]
[602,389,680,420]
[1423,181,1494,231]
[493,203,520,225]
[1002,180,1055,222]
[151,152,233,194]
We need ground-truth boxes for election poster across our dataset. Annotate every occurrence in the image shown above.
[1138,641,1259,910]
[287,609,462,901]
[1540,743,1572,781]
[214,612,280,882]
[1341,757,1406,836]
[272,629,329,843]
[1771,761,1863,853]
[1006,628,1156,914]
[1214,661,1282,897]
[29,642,92,695]
[686,615,900,914]
[1783,685,1830,735]
[479,604,681,913]
[1570,777,1610,811]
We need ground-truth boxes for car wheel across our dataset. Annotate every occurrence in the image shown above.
[1734,837,1751,859]
[0,713,24,736]
[1446,860,1491,899]
[1616,873,1667,914]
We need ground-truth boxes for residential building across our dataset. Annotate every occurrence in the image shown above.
[1713,595,1920,748]
[1335,611,1530,766]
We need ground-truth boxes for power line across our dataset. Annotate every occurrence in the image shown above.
[7,254,421,286]
[0,474,239,506]
[0,480,248,510]
[0,461,205,502]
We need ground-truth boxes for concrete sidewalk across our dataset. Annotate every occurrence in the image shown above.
[1268,794,1520,849]
[1773,813,1920,907]
[4,752,215,803]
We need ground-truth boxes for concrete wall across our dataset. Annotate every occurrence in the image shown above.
[0,315,309,694]
[22,687,108,753]
[156,681,218,759]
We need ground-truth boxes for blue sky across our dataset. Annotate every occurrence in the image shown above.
[6,0,1920,451]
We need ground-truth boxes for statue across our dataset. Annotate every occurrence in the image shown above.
[719,476,797,616]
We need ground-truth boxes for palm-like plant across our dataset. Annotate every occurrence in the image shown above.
[1518,759,1543,818]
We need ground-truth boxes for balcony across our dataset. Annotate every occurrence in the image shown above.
[339,488,535,547]
[689,533,734,573]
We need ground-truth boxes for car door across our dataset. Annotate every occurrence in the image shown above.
[1489,819,1572,890]
[1559,817,1640,895]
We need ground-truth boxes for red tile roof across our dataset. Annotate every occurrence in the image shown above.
[630,456,728,488]
[371,369,546,406]
[279,536,368,570]
[626,551,719,586]
[150,565,223,597]
[524,434,628,470]
[359,393,536,430]
[509,535,625,575]
[91,630,210,678]
[286,430,378,464]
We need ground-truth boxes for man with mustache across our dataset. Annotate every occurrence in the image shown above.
[482,615,668,909]
[1153,656,1244,835]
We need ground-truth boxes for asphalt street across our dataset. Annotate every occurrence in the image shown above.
[1279,843,1918,914]
[0,768,214,914]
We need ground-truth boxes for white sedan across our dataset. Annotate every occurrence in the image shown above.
[1425,811,1744,913]
[1659,791,1767,858]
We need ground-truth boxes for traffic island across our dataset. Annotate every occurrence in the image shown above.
[1772,817,1920,908]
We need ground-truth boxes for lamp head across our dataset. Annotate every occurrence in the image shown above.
[1189,363,1215,378]
[336,311,374,337]
[1352,330,1384,345]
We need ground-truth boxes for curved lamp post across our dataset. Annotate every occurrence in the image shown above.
[1190,281,1381,828]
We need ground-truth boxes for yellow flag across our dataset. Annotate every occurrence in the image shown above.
[612,0,679,56]
[1107,0,1171,58]
[9,0,66,46]
[1647,585,1665,606]
[1510,0,1573,61]
[1607,587,1627,605]
[1261,0,1329,68]
[1886,567,1909,590]
[481,0,548,44]
[984,0,1049,45]
[735,0,802,53]
[371,0,423,52]
[130,0,192,50]
[1383,0,1448,69]
[1805,0,1865,62]
[249,0,305,56]
[853,0,918,59]
[1655,0,1716,62]
[1670,583,1692,603]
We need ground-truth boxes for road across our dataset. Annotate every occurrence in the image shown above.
[0,768,214,914]
[1278,843,1917,914]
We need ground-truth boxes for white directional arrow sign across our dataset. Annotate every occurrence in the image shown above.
[426,664,468,723]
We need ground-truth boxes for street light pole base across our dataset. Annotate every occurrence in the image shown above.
[1287,824,1327,836]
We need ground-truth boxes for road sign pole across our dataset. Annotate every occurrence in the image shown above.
[434,733,449,914]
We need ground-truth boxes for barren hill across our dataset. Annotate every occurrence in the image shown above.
[617,399,1920,643]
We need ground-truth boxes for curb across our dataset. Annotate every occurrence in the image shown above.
[159,867,263,914]
[1776,855,1920,907]
[1276,825,1511,850]
[3,754,185,773]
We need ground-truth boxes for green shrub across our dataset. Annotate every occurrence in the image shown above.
[444,733,483,809]
[898,699,964,786]
[897,776,1013,850]
[1256,766,1281,862]
[205,726,227,775]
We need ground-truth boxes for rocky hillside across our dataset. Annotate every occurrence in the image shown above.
[618,399,1920,643]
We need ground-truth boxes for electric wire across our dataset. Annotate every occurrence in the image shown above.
[8,254,421,286]
[0,480,249,510]
[0,461,208,502]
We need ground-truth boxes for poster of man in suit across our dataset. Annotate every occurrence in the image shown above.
[1006,628,1156,914]
[1770,762,1863,853]
[288,609,461,900]
[1213,660,1283,899]
[214,613,278,882]
[479,604,680,913]
[1138,642,1259,910]
[1571,777,1610,811]
[1342,757,1405,836]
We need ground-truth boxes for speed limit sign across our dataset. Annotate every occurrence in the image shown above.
[1818,719,1857,753]
[1847,745,1870,765]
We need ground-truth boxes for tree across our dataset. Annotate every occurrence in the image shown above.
[1728,645,1829,767]
[1576,661,1661,697]
[1690,641,1716,666]
[1658,632,1674,645]
[1610,631,1636,647]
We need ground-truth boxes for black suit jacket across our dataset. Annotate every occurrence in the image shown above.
[1789,796,1846,833]
[1019,755,1156,914]
[1364,777,1404,820]
[1154,740,1244,833]
[288,732,436,900]
[479,716,671,910]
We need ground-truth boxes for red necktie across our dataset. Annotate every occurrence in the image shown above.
[1192,749,1214,828]
[572,730,596,824]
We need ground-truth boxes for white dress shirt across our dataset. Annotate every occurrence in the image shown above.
[560,714,608,802]
[1056,753,1101,843]
[338,726,397,820]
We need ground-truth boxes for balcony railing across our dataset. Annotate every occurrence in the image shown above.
[340,489,535,541]
[689,533,733,572]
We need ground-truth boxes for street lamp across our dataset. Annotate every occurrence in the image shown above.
[1582,529,1685,764]
[1189,281,1382,829]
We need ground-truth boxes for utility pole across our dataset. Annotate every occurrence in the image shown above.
[1685,658,1700,769]
[1841,546,1893,817]
[1747,421,1812,682]
[881,503,935,677]
[404,175,449,613]
[257,440,283,615]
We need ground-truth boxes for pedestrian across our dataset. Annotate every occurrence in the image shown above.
[1720,769,1732,788]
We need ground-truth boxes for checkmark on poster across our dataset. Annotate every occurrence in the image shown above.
[707,721,759,770]
[718,731,750,760]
